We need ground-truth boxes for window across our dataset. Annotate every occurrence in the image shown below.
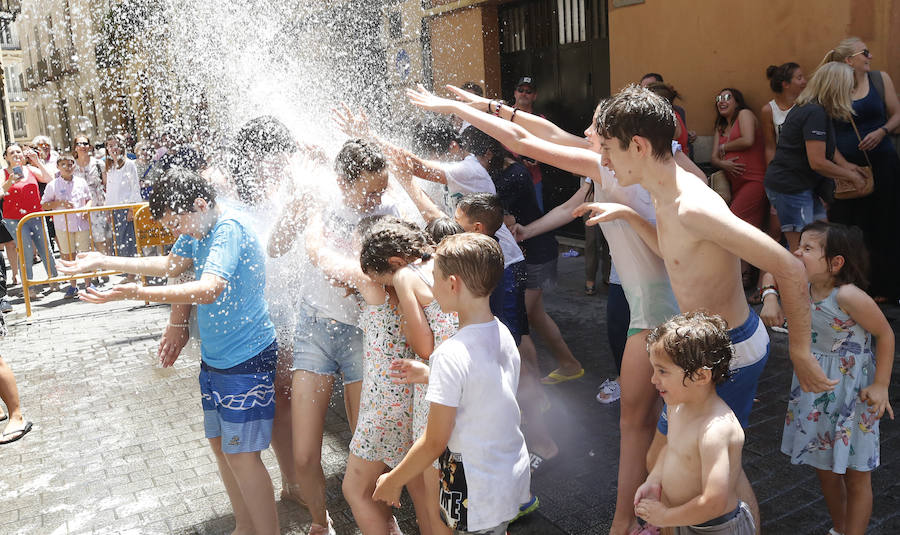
[0,23,19,49]
[12,110,27,139]
[5,65,25,101]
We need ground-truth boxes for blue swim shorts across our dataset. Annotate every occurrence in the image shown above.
[200,341,278,454]
[489,260,529,345]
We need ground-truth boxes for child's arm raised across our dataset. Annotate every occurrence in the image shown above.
[574,201,662,257]
[372,402,456,507]
[388,150,446,223]
[303,212,384,303]
[837,285,895,420]
[268,194,311,258]
[635,421,738,527]
[393,267,436,359]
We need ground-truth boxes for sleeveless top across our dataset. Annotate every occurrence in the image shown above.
[768,100,793,142]
[2,167,43,219]
[835,71,895,159]
[719,116,767,182]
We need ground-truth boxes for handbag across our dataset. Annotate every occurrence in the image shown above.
[834,117,875,200]
[709,170,732,204]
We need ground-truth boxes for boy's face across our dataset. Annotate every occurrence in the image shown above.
[599,134,643,187]
[432,261,458,314]
[58,159,75,178]
[158,198,215,239]
[649,343,693,405]
[453,206,486,235]
[340,168,388,213]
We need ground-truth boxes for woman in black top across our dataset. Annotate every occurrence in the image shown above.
[824,37,900,301]
[763,62,868,252]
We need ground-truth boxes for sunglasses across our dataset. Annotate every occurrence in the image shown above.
[849,48,871,59]
[75,141,91,147]
[516,87,535,95]
[715,94,733,103]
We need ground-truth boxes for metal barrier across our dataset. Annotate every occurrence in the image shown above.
[15,202,176,316]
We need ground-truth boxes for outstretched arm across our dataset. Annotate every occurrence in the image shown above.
[408,85,602,179]
[574,202,661,257]
[388,150,446,223]
[58,250,193,278]
[78,272,227,305]
[516,180,589,241]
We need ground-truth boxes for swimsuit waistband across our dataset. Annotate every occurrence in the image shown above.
[695,503,741,528]
[728,307,760,345]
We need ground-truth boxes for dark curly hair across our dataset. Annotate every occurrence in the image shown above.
[335,138,386,184]
[359,219,432,275]
[595,85,676,161]
[647,311,734,386]
[425,217,464,245]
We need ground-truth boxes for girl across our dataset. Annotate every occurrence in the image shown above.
[359,219,457,535]
[761,221,894,535]
[305,214,442,535]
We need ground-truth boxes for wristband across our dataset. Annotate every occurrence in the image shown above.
[760,284,777,292]
[511,107,519,123]
[168,322,189,329]
[881,126,890,135]
[761,289,779,300]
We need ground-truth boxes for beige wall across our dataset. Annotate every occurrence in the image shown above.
[609,0,900,140]
[429,6,502,98]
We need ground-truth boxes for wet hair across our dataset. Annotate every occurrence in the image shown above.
[644,81,680,104]
[356,214,390,239]
[641,73,664,84]
[461,81,484,97]
[235,116,296,157]
[334,138,386,184]
[413,117,459,158]
[800,221,869,288]
[426,217,464,245]
[456,193,503,235]
[459,126,501,158]
[647,311,733,386]
[766,62,801,93]
[594,85,676,160]
[359,219,432,275]
[148,167,217,220]
[434,232,504,297]
[713,88,750,134]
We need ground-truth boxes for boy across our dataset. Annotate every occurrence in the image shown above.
[635,311,754,534]
[373,233,531,534]
[57,168,280,535]
[40,152,93,297]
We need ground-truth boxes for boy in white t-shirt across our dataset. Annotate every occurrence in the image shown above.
[373,232,530,534]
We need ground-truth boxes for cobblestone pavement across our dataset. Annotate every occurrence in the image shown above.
[1,256,898,534]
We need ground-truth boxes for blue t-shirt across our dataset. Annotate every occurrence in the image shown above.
[171,209,275,369]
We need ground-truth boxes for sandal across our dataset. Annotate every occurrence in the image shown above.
[540,368,585,385]
[747,287,762,305]
[585,283,597,296]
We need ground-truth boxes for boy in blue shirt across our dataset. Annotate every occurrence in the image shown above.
[58,167,280,535]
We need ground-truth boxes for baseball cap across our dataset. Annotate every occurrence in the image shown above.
[516,76,536,89]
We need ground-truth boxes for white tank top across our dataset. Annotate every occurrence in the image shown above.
[769,100,793,141]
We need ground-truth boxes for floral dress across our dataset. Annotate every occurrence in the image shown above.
[781,287,880,473]
[349,297,415,468]
[407,263,459,439]
[73,157,108,241]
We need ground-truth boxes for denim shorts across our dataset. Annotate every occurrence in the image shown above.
[292,314,364,384]
[200,341,277,454]
[489,260,529,345]
[765,188,826,233]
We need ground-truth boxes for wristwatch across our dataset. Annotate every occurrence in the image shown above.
[880,126,890,135]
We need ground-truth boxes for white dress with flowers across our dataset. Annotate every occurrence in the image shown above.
[781,287,880,473]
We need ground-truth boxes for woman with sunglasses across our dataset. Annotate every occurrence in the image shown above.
[823,37,900,302]
[72,134,109,257]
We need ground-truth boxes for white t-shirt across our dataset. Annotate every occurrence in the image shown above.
[40,176,92,232]
[587,166,679,330]
[301,196,402,325]
[425,319,531,532]
[105,159,142,205]
[440,155,526,268]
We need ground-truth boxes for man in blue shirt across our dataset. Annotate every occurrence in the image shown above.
[58,167,280,535]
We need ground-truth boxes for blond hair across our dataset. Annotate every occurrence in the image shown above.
[434,233,503,297]
[795,62,855,122]
[818,37,863,68]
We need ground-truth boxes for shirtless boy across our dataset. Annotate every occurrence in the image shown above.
[587,85,836,530]
[635,312,754,535]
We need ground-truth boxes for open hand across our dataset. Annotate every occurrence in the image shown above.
[390,358,430,385]
[57,251,106,275]
[858,128,886,152]
[445,84,492,112]
[572,202,634,226]
[407,84,459,115]
[791,354,839,393]
[77,283,139,304]
[333,102,371,139]
[158,322,189,367]
[859,383,894,420]
[372,473,402,508]
[719,157,745,176]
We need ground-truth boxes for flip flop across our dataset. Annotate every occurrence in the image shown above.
[0,421,32,444]
[0,413,7,423]
[540,368,585,385]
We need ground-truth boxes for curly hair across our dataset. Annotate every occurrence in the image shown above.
[359,219,432,275]
[425,217,463,245]
[335,138,386,184]
[646,311,734,386]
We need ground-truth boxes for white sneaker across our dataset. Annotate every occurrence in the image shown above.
[771,320,788,334]
[596,379,621,404]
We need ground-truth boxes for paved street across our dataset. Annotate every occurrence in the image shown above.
[1,255,899,534]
